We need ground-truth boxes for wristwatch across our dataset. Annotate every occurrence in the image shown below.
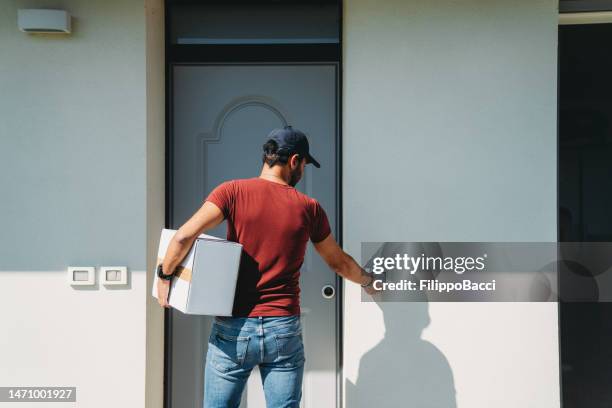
[360,271,375,288]
[157,263,174,281]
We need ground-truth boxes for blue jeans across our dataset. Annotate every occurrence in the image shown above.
[204,315,305,408]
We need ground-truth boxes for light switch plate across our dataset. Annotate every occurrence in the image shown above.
[100,266,128,286]
[68,266,95,286]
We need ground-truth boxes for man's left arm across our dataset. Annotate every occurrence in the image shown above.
[313,234,380,296]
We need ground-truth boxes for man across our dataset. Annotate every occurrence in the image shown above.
[157,125,379,407]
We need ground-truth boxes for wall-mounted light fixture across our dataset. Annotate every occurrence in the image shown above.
[17,9,71,34]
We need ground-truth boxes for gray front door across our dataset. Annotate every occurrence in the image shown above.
[170,64,338,407]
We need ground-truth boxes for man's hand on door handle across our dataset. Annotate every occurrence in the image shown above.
[360,271,382,296]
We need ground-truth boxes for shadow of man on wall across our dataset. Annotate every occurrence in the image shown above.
[346,242,457,408]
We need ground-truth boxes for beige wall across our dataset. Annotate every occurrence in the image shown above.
[145,0,165,407]
[0,1,164,407]
[342,0,560,407]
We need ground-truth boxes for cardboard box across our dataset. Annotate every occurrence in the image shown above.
[151,228,243,316]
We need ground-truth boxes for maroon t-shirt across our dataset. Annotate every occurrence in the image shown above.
[205,177,332,317]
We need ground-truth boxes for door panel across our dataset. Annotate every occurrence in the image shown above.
[171,64,338,407]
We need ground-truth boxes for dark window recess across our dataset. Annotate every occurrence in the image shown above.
[558,23,612,408]
[560,0,612,12]
[168,0,339,46]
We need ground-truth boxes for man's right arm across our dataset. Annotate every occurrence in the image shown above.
[156,201,225,308]
[313,234,380,295]
[162,201,225,278]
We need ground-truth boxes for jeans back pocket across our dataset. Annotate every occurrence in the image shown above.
[209,328,250,373]
[274,330,304,361]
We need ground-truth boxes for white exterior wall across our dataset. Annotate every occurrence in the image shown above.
[0,0,561,407]
[0,1,164,407]
[342,1,560,407]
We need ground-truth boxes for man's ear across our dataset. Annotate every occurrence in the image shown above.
[289,153,301,168]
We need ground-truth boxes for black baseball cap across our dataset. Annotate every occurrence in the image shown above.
[266,125,321,168]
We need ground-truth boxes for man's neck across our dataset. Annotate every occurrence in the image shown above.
[259,170,290,186]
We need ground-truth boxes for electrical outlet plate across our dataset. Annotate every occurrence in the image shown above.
[100,266,128,286]
[68,266,95,286]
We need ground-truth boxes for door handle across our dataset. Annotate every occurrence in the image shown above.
[321,284,335,299]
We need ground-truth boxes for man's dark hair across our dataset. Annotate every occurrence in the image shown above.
[262,139,304,167]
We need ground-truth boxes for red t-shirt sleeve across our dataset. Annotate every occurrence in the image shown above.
[309,199,331,243]
[205,180,236,219]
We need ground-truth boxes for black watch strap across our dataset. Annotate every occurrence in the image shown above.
[157,263,174,281]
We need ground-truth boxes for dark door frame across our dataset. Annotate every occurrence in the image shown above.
[163,2,343,407]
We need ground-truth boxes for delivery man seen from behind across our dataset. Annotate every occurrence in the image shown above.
[157,125,379,408]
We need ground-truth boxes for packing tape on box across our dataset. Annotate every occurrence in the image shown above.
[157,258,192,282]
